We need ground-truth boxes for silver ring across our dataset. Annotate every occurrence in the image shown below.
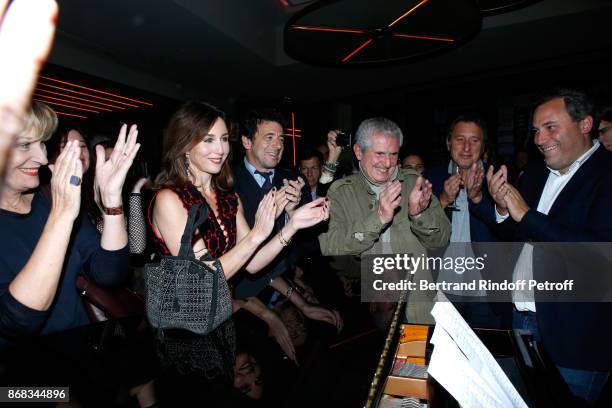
[69,175,82,186]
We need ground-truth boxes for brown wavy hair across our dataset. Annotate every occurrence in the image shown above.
[155,101,233,191]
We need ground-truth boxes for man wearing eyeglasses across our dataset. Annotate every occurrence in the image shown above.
[298,148,328,200]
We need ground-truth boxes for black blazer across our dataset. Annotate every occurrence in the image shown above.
[232,160,311,299]
[472,145,612,370]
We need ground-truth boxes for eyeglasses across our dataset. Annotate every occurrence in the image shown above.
[299,166,321,172]
[598,126,610,136]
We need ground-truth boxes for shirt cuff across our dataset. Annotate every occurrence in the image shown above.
[319,172,333,185]
[495,205,510,223]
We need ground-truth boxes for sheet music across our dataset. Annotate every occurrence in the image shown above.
[427,299,528,408]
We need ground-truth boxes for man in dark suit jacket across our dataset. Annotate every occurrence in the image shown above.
[298,148,329,200]
[471,89,612,403]
[233,108,309,300]
[425,115,506,329]
[233,109,341,329]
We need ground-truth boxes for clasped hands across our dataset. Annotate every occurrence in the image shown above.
[440,162,485,208]
[486,165,530,222]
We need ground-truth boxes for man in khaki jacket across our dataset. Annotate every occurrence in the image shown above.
[319,117,450,323]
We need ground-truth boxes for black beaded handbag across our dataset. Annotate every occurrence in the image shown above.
[145,202,232,335]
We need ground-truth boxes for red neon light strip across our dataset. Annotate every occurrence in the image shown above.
[33,98,100,113]
[35,88,126,110]
[392,33,454,42]
[55,111,88,119]
[285,128,302,132]
[291,25,366,34]
[283,134,302,138]
[40,76,153,106]
[342,39,373,62]
[388,0,429,27]
[291,112,297,167]
[33,93,112,111]
[38,83,139,108]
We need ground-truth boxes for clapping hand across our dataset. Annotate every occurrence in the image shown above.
[464,162,485,203]
[378,180,402,224]
[288,197,329,231]
[48,140,82,222]
[486,165,509,214]
[283,177,304,215]
[250,189,277,243]
[440,174,462,208]
[408,176,433,218]
[502,183,530,222]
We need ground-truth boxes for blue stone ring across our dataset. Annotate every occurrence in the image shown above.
[69,175,82,186]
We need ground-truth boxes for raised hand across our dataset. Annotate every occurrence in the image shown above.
[302,303,343,332]
[486,165,509,212]
[94,124,140,208]
[327,130,343,164]
[502,183,530,222]
[273,185,290,219]
[48,140,82,222]
[440,173,462,208]
[288,197,329,231]
[283,177,304,214]
[378,180,402,224]
[0,0,57,182]
[464,162,485,203]
[267,313,297,364]
[408,176,433,217]
[250,189,277,243]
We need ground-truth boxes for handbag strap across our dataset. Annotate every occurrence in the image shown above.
[178,202,209,258]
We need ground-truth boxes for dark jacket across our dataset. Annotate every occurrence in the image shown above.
[232,160,311,299]
[0,192,129,344]
[425,164,498,243]
[471,145,612,370]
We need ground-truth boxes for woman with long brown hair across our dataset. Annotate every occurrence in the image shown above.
[149,101,330,362]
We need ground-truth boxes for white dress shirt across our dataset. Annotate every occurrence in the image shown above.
[496,141,600,311]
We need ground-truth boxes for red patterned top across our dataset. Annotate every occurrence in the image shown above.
[148,184,238,258]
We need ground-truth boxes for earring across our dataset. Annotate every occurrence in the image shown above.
[185,152,191,179]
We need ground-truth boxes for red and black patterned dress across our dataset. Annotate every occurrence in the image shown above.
[148,183,238,258]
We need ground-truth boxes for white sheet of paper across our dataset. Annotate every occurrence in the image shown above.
[427,299,528,408]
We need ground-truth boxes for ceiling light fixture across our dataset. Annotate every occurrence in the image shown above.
[40,76,153,106]
[33,98,100,113]
[55,111,88,119]
[37,83,140,108]
[285,0,480,65]
[33,93,113,111]
[35,88,126,110]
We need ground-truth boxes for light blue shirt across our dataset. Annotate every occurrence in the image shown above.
[243,156,276,188]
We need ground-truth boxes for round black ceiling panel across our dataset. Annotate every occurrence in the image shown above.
[284,0,482,66]
[475,0,542,16]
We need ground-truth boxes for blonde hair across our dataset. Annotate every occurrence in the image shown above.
[23,102,58,142]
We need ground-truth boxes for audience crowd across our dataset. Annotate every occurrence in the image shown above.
[0,1,611,406]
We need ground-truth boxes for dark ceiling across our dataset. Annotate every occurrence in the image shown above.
[48,0,612,107]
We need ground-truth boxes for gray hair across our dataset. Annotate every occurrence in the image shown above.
[355,117,403,151]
